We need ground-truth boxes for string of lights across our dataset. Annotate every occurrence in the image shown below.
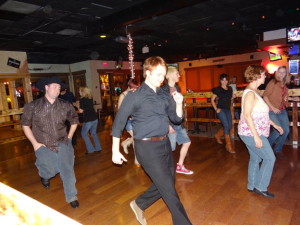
[127,33,135,79]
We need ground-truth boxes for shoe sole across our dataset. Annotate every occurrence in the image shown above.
[176,171,194,175]
[130,201,146,225]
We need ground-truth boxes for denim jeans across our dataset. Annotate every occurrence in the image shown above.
[81,119,102,153]
[168,125,191,151]
[239,135,276,192]
[268,110,290,153]
[216,108,232,134]
[35,140,77,203]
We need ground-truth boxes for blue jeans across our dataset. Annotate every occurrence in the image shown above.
[239,135,276,192]
[216,109,232,134]
[268,110,290,153]
[81,119,102,153]
[35,140,77,203]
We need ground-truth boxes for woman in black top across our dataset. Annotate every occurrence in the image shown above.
[79,87,102,154]
[211,74,235,153]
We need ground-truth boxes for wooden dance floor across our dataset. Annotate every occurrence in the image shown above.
[0,118,299,225]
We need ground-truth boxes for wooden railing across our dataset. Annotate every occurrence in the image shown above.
[183,89,300,145]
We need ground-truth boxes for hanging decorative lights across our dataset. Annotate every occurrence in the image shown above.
[127,33,135,79]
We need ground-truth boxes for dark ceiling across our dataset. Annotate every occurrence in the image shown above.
[0,0,299,64]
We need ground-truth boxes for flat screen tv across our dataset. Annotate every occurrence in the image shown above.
[268,52,282,61]
[289,59,299,75]
[287,26,300,43]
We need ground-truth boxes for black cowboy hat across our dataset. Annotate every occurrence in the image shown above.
[36,77,65,91]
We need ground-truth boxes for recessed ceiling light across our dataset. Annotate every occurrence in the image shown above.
[100,35,107,38]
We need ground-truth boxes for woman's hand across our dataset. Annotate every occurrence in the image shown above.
[216,108,221,113]
[272,107,281,114]
[273,124,284,135]
[254,135,263,148]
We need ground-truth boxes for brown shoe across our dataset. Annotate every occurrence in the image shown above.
[214,128,224,144]
[130,200,147,225]
[225,134,236,153]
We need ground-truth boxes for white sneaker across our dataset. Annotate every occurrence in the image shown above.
[130,200,147,225]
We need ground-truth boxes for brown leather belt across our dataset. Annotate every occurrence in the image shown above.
[138,135,167,141]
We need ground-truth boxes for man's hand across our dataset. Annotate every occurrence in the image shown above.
[172,91,183,104]
[169,125,175,134]
[33,142,45,151]
[112,152,127,165]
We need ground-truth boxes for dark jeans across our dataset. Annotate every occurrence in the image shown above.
[216,108,232,134]
[134,138,192,225]
[35,140,77,203]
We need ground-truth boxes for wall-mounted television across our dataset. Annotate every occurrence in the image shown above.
[287,26,300,43]
[268,52,282,61]
[289,59,299,75]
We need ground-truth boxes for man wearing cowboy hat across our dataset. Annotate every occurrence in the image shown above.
[21,76,80,208]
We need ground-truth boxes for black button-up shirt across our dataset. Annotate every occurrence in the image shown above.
[21,97,79,152]
[111,82,183,139]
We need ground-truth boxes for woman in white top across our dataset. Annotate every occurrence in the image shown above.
[238,65,283,198]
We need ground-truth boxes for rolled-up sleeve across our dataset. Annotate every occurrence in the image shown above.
[67,104,79,125]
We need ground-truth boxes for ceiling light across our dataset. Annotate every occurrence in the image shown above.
[100,35,106,38]
[56,29,81,36]
[261,15,266,19]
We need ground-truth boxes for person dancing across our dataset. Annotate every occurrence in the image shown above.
[263,66,299,159]
[238,65,283,198]
[161,66,193,175]
[111,56,192,225]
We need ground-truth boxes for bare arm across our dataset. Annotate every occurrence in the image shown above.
[269,120,284,135]
[68,124,78,139]
[211,94,220,113]
[22,126,45,151]
[172,91,183,117]
[117,93,125,109]
[243,92,262,148]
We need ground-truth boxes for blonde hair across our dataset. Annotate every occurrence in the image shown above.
[79,86,92,99]
[244,65,265,83]
[143,56,167,78]
[275,66,290,85]
[166,66,178,80]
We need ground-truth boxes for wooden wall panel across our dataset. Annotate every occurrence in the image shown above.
[198,67,212,91]
[186,68,199,92]
[185,61,262,92]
